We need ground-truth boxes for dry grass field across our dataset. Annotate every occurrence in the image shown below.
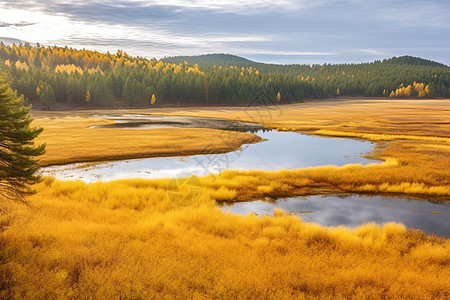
[33,99,450,198]
[32,115,260,166]
[141,99,450,198]
[1,99,449,299]
[1,178,449,299]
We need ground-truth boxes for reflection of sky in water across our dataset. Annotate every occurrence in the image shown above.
[41,130,378,182]
[40,122,449,236]
[221,195,450,237]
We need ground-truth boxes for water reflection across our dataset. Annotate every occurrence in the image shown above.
[220,194,450,237]
[41,130,378,182]
[41,114,448,236]
[91,114,266,132]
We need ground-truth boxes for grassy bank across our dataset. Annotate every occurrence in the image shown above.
[1,99,447,298]
[33,116,261,166]
[1,178,449,299]
[32,99,450,199]
[138,99,450,200]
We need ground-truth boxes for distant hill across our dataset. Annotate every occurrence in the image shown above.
[164,53,448,70]
[0,43,449,109]
[163,53,257,67]
[382,55,447,67]
[0,37,28,46]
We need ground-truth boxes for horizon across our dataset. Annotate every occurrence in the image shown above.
[0,0,449,65]
[0,39,446,67]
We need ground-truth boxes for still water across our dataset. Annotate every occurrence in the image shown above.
[41,130,378,182]
[40,114,449,236]
[221,194,450,237]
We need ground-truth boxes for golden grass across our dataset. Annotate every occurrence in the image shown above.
[202,162,450,200]
[32,99,450,199]
[33,116,261,166]
[314,129,450,143]
[1,99,445,298]
[126,99,450,200]
[122,99,450,136]
[0,179,449,299]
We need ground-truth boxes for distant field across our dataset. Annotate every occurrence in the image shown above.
[1,99,448,299]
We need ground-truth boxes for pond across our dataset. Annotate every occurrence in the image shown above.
[40,114,449,237]
[41,125,378,182]
[220,195,450,237]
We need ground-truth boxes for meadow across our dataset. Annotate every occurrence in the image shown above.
[1,99,449,298]
[31,113,260,166]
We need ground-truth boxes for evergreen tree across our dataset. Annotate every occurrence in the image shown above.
[0,75,45,203]
[39,82,56,110]
[0,43,448,107]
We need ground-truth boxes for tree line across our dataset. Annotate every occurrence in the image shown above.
[0,43,449,109]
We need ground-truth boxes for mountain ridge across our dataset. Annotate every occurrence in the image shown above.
[163,53,447,68]
[382,55,447,68]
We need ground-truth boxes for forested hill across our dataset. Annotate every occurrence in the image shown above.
[163,54,255,68]
[164,54,447,71]
[382,56,447,68]
[0,43,449,109]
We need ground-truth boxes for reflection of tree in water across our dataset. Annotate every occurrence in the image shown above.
[221,127,269,133]
[90,114,268,133]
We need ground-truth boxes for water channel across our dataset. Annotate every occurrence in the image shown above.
[221,195,449,237]
[41,114,449,237]
[42,115,378,182]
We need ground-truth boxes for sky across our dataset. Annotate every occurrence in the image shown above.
[0,0,449,65]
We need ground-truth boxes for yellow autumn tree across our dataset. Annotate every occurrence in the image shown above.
[424,84,430,96]
[404,85,412,97]
[393,85,414,98]
[276,92,281,103]
[336,88,340,96]
[412,82,430,98]
[15,60,29,71]
[151,94,156,105]
[85,90,91,104]
[55,64,83,75]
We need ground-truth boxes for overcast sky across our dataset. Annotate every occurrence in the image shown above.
[0,0,449,65]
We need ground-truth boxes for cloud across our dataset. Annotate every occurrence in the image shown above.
[0,22,35,28]
[0,0,309,17]
[0,0,449,65]
[338,0,450,29]
[356,49,384,55]
[238,50,336,56]
[136,0,305,13]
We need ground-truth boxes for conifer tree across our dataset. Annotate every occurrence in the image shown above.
[0,75,45,203]
[39,82,56,110]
